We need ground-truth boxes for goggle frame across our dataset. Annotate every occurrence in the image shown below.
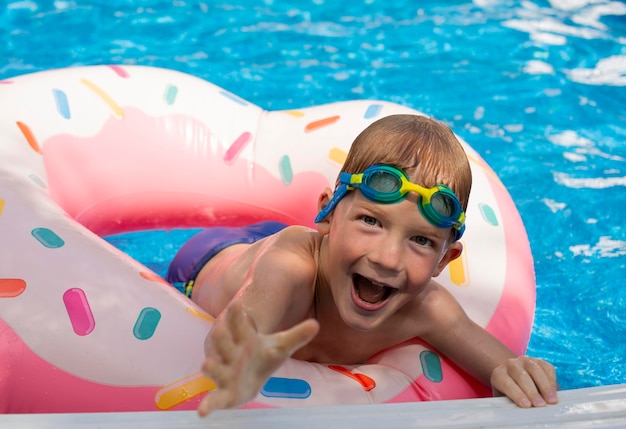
[315,164,466,241]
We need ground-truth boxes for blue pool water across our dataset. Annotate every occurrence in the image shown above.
[2,0,625,391]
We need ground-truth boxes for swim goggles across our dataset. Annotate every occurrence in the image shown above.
[315,164,466,241]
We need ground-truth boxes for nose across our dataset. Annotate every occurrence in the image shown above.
[366,233,405,273]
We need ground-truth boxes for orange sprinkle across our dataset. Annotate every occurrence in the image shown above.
[0,279,27,298]
[305,115,340,133]
[328,365,376,391]
[16,122,41,154]
[154,373,216,410]
[140,271,169,285]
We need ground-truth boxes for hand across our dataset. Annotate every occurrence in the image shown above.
[490,356,559,408]
[198,301,320,417]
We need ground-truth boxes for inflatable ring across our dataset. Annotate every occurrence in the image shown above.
[0,65,535,413]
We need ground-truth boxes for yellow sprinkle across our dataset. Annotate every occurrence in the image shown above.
[186,306,215,322]
[448,252,469,287]
[328,147,347,165]
[285,110,305,117]
[80,78,124,119]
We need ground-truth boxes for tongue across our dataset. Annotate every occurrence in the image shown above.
[355,277,388,304]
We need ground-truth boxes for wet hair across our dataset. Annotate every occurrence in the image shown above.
[339,114,472,211]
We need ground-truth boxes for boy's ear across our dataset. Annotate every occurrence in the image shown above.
[432,240,463,277]
[315,187,334,236]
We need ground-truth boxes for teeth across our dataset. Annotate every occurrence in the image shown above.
[355,275,389,304]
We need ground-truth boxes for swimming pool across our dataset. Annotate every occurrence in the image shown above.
[2,0,624,392]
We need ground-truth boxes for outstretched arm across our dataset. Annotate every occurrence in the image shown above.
[199,300,319,417]
[421,286,558,408]
[197,233,320,417]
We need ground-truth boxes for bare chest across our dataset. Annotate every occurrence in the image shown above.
[291,321,412,365]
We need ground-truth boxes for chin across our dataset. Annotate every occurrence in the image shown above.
[341,308,388,333]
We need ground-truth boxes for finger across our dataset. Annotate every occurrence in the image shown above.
[273,319,320,356]
[226,300,252,344]
[209,304,250,364]
[509,359,557,407]
[206,324,235,366]
[197,389,235,418]
[201,355,231,387]
[491,367,533,408]
[514,367,545,407]
[527,360,559,404]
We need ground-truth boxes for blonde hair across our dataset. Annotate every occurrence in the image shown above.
[340,114,472,211]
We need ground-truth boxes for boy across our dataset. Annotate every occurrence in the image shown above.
[167,114,558,417]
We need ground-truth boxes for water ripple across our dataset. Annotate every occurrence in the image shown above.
[570,236,626,258]
[566,55,626,86]
[554,173,626,188]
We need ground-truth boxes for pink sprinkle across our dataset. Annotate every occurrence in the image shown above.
[63,288,95,336]
[108,65,129,78]
[224,132,252,164]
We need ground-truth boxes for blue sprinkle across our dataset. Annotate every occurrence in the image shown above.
[31,227,64,248]
[53,89,70,119]
[164,84,178,105]
[279,155,293,185]
[478,203,499,226]
[133,307,161,340]
[28,174,47,189]
[261,377,312,399]
[420,350,443,383]
[364,104,382,119]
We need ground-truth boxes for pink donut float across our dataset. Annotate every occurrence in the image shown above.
[0,65,535,413]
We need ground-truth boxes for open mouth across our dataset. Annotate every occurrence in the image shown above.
[352,274,393,306]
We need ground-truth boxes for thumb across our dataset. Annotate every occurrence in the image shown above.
[273,319,320,357]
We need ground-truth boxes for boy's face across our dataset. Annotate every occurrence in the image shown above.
[317,189,462,332]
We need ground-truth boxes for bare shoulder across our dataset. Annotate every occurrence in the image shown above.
[240,225,321,331]
[271,225,321,253]
[244,225,321,287]
[193,225,321,320]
